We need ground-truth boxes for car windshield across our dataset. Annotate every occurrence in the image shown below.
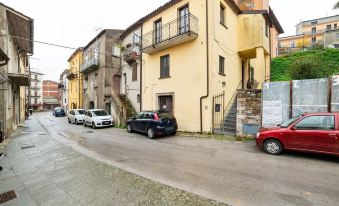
[157,112,174,119]
[76,110,85,115]
[93,110,107,116]
[55,109,63,112]
[280,115,301,128]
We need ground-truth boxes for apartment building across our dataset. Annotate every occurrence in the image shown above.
[59,69,69,113]
[43,80,60,110]
[81,29,126,125]
[0,3,34,139]
[30,71,44,111]
[67,47,84,110]
[279,15,339,54]
[137,0,283,133]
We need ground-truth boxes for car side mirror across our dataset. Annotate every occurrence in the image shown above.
[290,127,296,131]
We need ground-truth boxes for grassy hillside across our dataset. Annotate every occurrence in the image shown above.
[271,49,339,81]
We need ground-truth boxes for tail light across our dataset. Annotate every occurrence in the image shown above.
[154,113,159,121]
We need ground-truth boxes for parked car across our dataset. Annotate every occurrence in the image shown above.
[256,112,339,156]
[126,111,178,139]
[83,109,114,129]
[68,109,86,125]
[53,107,65,117]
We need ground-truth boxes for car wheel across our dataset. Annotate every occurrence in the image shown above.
[75,119,78,125]
[127,124,133,133]
[263,139,283,155]
[68,118,71,124]
[147,128,155,139]
[92,122,96,129]
[83,122,87,127]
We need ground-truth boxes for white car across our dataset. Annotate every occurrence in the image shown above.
[83,109,114,129]
[68,109,86,125]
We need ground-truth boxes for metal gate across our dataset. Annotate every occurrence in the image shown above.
[212,92,225,133]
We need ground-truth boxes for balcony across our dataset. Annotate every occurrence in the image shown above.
[8,73,29,86]
[31,86,41,90]
[66,70,78,80]
[142,13,199,54]
[81,57,99,74]
[123,43,140,64]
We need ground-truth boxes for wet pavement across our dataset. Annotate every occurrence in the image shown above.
[0,115,226,206]
[1,112,339,206]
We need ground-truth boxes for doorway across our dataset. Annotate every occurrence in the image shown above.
[89,101,95,109]
[158,95,173,113]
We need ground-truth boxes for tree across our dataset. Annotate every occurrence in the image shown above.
[334,1,339,9]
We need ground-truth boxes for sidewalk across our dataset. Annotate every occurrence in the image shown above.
[0,116,226,206]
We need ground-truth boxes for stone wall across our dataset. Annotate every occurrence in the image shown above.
[236,89,262,137]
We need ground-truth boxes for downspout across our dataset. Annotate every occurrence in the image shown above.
[140,24,143,112]
[200,0,209,133]
[268,23,272,82]
[78,52,81,108]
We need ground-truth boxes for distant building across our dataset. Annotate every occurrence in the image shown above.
[279,15,339,55]
[43,80,60,110]
[323,29,339,48]
[67,48,83,110]
[59,69,68,113]
[30,71,44,111]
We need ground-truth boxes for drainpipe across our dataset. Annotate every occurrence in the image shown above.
[140,24,143,112]
[200,0,209,133]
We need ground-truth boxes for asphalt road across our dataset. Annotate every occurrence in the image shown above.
[36,112,339,206]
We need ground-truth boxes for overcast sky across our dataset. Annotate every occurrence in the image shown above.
[1,0,338,81]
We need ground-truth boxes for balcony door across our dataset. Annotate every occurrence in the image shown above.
[178,5,189,34]
[154,19,162,44]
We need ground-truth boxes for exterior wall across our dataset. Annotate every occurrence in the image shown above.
[121,27,141,112]
[68,50,83,110]
[323,29,339,48]
[59,70,68,113]
[43,80,60,110]
[270,27,279,58]
[236,89,262,137]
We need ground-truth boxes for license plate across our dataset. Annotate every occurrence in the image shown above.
[103,121,111,125]
[165,127,174,131]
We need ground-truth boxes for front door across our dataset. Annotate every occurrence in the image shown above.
[291,115,335,153]
[158,95,173,113]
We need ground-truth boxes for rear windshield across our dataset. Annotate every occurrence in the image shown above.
[55,109,63,112]
[157,112,174,119]
[93,110,107,116]
[77,110,85,114]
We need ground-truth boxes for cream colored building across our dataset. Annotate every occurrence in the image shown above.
[137,0,283,133]
[279,15,339,54]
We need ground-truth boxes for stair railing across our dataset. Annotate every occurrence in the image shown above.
[222,80,242,133]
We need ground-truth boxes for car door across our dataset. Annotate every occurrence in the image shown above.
[133,112,144,131]
[141,112,153,132]
[333,114,339,154]
[70,110,75,122]
[291,115,335,153]
[85,111,90,124]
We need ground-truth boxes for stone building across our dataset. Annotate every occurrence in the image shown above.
[81,29,126,125]
[0,2,34,140]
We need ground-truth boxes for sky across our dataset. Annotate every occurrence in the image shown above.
[1,0,338,81]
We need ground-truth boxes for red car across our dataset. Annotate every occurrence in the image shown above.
[256,112,339,156]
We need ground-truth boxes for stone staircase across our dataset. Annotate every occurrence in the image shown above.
[119,94,136,120]
[222,100,237,136]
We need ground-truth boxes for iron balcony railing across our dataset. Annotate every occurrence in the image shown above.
[142,13,199,51]
[81,57,98,73]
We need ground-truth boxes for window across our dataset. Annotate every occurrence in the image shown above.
[132,34,140,44]
[336,33,339,39]
[154,19,162,44]
[265,21,269,37]
[178,5,189,34]
[34,98,37,104]
[311,21,317,25]
[326,24,332,31]
[132,63,137,81]
[34,91,37,96]
[295,115,335,130]
[220,4,226,26]
[290,41,295,48]
[219,56,225,75]
[112,45,121,57]
[334,24,338,29]
[94,47,99,61]
[160,55,170,78]
[34,75,37,80]
[312,37,317,44]
[311,27,316,34]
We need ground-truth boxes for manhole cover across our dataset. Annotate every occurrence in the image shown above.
[83,131,94,133]
[21,145,35,150]
[0,190,17,204]
[38,133,47,135]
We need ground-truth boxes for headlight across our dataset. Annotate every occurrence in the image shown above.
[256,132,260,138]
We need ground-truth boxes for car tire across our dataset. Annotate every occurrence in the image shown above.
[75,119,78,125]
[171,131,177,136]
[68,118,71,124]
[263,139,283,155]
[83,122,87,127]
[127,124,133,133]
[92,122,96,129]
[147,128,155,139]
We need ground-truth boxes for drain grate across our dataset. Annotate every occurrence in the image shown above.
[0,190,17,204]
[21,145,35,150]
[38,133,47,136]
[83,131,94,133]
